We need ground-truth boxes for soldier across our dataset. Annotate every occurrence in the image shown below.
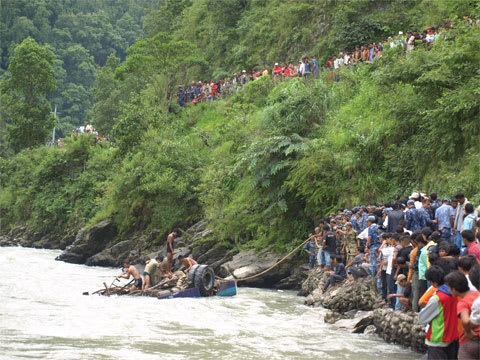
[338,222,358,264]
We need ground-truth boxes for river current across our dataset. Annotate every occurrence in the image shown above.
[0,247,421,359]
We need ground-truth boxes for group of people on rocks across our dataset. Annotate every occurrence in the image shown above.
[304,191,480,359]
[116,229,198,294]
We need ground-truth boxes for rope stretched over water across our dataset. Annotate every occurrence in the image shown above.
[215,237,311,282]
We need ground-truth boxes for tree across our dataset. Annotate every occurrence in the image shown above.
[115,32,206,109]
[1,37,56,152]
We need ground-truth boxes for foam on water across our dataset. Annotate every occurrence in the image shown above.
[0,247,422,359]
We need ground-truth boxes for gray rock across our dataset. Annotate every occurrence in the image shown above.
[353,314,374,333]
[56,221,117,264]
[364,325,376,335]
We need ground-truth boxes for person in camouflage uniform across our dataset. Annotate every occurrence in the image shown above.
[338,222,358,263]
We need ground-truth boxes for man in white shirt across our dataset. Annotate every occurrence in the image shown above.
[334,53,344,69]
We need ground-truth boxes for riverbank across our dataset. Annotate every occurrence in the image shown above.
[300,269,427,353]
[1,223,428,354]
[1,246,420,360]
[0,219,309,290]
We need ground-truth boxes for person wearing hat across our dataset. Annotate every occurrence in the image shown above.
[406,199,421,231]
[177,85,187,108]
[272,63,282,77]
[409,192,422,209]
[387,274,409,310]
[366,215,381,276]
[434,198,455,243]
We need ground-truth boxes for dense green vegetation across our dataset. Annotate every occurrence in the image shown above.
[1,0,479,253]
[0,0,158,141]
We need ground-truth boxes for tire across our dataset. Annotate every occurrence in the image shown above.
[193,265,215,297]
[188,264,200,284]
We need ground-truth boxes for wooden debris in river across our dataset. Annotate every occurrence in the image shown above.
[91,271,190,297]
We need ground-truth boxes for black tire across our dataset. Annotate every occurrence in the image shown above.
[188,264,200,284]
[193,265,215,297]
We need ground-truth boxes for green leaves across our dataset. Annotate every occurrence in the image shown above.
[1,38,56,152]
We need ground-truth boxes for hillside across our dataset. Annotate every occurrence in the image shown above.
[1,0,479,254]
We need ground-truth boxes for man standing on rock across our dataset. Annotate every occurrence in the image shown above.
[166,229,179,277]
[117,262,142,294]
[366,216,381,276]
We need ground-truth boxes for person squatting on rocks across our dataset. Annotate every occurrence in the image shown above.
[323,255,346,292]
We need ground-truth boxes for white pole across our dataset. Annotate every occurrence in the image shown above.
[52,105,57,144]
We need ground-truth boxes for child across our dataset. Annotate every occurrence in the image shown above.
[444,270,480,360]
[418,266,459,359]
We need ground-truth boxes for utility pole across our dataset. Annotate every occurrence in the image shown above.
[51,105,59,144]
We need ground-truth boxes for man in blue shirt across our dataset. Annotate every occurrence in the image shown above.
[418,199,435,231]
[366,216,380,276]
[310,56,319,78]
[435,198,454,243]
[358,206,369,232]
[303,235,317,269]
[406,200,421,231]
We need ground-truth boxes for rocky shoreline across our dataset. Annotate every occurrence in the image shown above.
[1,220,427,353]
[300,269,427,353]
[0,219,308,289]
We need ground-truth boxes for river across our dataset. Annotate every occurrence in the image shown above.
[0,247,422,359]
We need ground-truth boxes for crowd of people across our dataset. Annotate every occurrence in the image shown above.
[176,19,480,108]
[303,191,480,359]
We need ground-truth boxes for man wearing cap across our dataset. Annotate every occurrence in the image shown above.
[338,222,358,263]
[177,85,186,108]
[434,198,454,243]
[409,192,422,209]
[406,199,421,231]
[272,63,282,77]
[387,274,409,310]
[418,198,435,231]
[366,216,381,276]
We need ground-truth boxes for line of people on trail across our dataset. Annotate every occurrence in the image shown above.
[116,228,198,294]
[303,191,480,359]
[176,18,480,108]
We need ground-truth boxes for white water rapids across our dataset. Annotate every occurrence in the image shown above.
[0,247,422,359]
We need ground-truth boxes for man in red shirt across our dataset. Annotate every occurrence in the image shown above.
[462,230,480,263]
[272,63,282,77]
[445,271,480,360]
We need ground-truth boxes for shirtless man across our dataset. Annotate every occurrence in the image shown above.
[166,229,179,276]
[142,255,165,291]
[178,255,198,274]
[117,262,142,294]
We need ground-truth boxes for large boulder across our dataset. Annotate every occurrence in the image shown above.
[56,221,117,264]
[322,279,380,313]
[218,249,306,289]
[373,308,426,353]
[302,269,381,313]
